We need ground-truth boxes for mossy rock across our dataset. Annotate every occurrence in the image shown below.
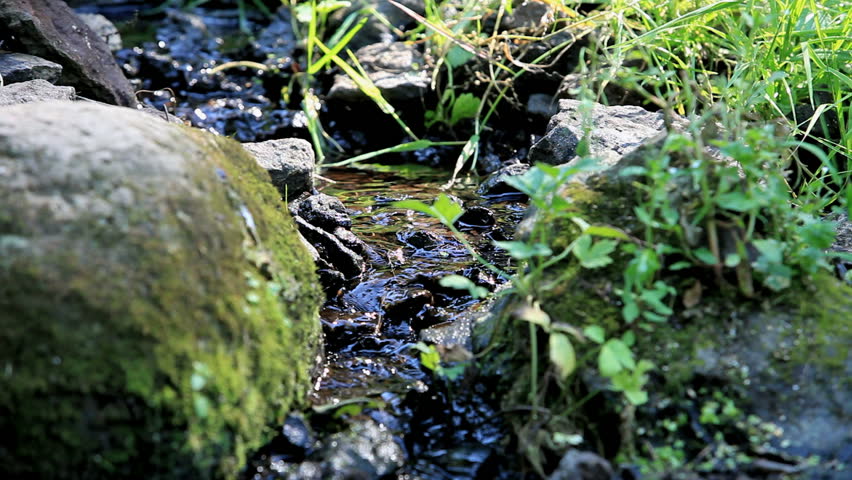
[0,101,323,478]
[477,142,851,477]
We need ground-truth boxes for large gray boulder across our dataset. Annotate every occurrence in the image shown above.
[528,99,687,167]
[0,0,136,106]
[0,78,74,105]
[0,101,323,479]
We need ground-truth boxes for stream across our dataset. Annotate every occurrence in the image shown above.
[238,167,529,479]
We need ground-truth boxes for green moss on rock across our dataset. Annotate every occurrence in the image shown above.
[0,102,323,479]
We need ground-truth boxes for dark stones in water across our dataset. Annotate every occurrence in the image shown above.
[297,193,353,231]
[477,162,530,197]
[456,205,496,229]
[381,288,434,324]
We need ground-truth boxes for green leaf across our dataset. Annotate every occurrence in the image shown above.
[622,298,640,323]
[394,194,463,227]
[669,261,693,271]
[694,247,718,265]
[446,45,475,68]
[584,225,629,240]
[190,373,206,392]
[598,343,623,377]
[494,241,553,260]
[624,389,649,405]
[439,274,488,299]
[606,339,636,370]
[752,239,785,263]
[715,191,761,212]
[584,325,606,344]
[549,333,577,380]
[193,394,210,418]
[572,235,617,269]
[515,303,551,328]
[723,253,741,267]
[449,93,481,126]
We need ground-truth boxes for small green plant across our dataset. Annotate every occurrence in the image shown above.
[411,342,467,381]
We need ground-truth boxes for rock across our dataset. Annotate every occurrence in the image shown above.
[0,51,62,84]
[242,138,315,200]
[527,92,558,118]
[318,419,406,479]
[334,226,368,256]
[501,1,555,31]
[527,99,687,167]
[548,450,614,480]
[297,193,352,232]
[0,101,323,478]
[253,6,297,67]
[399,229,443,249]
[0,78,74,105]
[76,13,122,52]
[0,0,136,106]
[328,42,429,103]
[295,216,366,280]
[456,205,496,228]
[381,288,434,322]
[329,0,425,50]
[477,162,530,196]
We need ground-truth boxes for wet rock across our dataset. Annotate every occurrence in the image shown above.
[0,101,323,478]
[334,226,368,256]
[382,288,434,322]
[295,217,366,280]
[477,162,530,196]
[693,306,852,467]
[528,99,687,167]
[527,92,558,118]
[0,52,62,84]
[548,450,614,480]
[398,229,443,250]
[76,13,122,52]
[328,42,429,103]
[0,0,136,106]
[0,78,75,106]
[242,138,315,200]
[318,419,407,479]
[265,414,316,461]
[321,313,378,349]
[298,193,352,231]
[254,6,297,67]
[456,205,496,228]
[501,1,555,31]
[831,214,852,280]
[329,0,425,50]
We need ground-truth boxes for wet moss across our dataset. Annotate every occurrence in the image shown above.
[0,109,322,479]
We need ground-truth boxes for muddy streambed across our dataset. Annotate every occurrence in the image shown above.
[241,166,529,479]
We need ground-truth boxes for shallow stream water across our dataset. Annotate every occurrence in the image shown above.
[239,167,530,479]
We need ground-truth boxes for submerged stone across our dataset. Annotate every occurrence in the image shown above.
[0,101,323,479]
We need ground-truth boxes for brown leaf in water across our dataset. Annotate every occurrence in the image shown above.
[682,280,703,308]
